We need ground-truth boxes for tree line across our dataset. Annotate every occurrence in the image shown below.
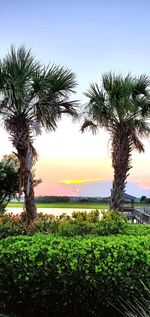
[0,46,150,221]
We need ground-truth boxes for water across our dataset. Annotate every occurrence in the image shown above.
[6,207,101,217]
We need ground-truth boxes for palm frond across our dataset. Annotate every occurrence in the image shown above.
[81,119,98,134]
[46,64,77,94]
[0,46,41,114]
[84,83,114,126]
[131,131,145,153]
[35,100,58,131]
[132,74,150,97]
[31,64,78,131]
[58,100,79,118]
[102,72,113,94]
[131,119,150,137]
[102,72,133,96]
[3,45,40,78]
[85,83,104,101]
[140,101,150,117]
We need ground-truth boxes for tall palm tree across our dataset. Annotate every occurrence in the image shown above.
[81,73,150,211]
[0,46,78,221]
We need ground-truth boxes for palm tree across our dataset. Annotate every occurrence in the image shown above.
[0,46,78,221]
[81,73,150,211]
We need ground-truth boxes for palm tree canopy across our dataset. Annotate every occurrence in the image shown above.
[81,73,150,152]
[0,46,78,201]
[0,46,78,135]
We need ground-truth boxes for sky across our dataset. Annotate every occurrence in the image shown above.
[0,0,150,197]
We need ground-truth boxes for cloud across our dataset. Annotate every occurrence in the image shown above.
[59,178,103,185]
[137,181,150,190]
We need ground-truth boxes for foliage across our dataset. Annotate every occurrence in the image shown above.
[35,196,105,203]
[0,234,150,316]
[0,210,127,239]
[72,209,100,222]
[36,196,71,203]
[123,224,150,235]
[93,210,127,235]
[140,195,150,204]
[140,195,147,204]
[0,155,19,214]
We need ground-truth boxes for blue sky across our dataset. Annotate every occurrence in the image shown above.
[1,0,150,77]
[0,0,150,197]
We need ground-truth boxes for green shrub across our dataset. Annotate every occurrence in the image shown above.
[0,213,25,238]
[72,209,100,222]
[0,234,150,316]
[92,210,127,235]
[123,224,150,236]
[58,220,93,236]
[0,210,127,239]
[0,212,60,238]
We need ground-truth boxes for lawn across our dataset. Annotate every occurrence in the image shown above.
[8,202,109,209]
[7,202,143,209]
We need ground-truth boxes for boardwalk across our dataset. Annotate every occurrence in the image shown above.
[123,206,150,224]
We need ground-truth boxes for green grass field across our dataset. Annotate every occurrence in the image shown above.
[7,202,142,209]
[8,202,109,209]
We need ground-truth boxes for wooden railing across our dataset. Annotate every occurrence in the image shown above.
[122,206,150,224]
[134,208,150,224]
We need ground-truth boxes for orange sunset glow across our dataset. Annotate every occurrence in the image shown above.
[1,116,149,198]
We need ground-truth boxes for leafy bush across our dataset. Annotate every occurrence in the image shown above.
[0,210,127,239]
[0,213,25,238]
[0,155,19,214]
[92,210,127,235]
[0,212,59,238]
[0,234,150,316]
[123,224,150,236]
[72,209,100,222]
[58,220,92,236]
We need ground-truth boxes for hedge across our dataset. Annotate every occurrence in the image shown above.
[0,234,150,316]
[124,224,150,235]
[0,210,127,239]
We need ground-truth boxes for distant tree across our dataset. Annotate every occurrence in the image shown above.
[0,46,78,221]
[0,154,19,213]
[140,195,147,204]
[81,73,150,211]
[140,196,150,204]
[35,196,70,203]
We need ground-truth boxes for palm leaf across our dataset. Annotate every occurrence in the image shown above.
[81,119,98,134]
[132,74,150,97]
[46,64,77,94]
[131,131,145,153]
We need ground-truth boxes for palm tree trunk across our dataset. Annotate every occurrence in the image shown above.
[110,125,132,211]
[15,130,38,222]
[24,172,37,221]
